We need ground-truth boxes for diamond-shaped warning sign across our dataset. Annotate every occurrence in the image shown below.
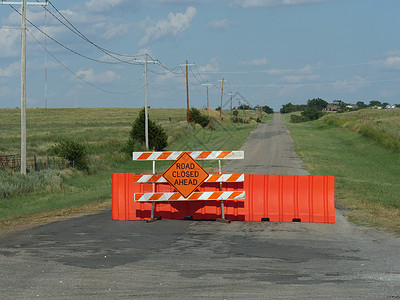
[163,152,209,198]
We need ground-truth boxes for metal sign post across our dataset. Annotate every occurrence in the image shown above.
[132,151,245,222]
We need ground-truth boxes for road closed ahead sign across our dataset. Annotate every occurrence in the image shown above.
[163,152,209,198]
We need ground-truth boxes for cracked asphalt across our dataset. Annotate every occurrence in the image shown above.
[0,113,399,299]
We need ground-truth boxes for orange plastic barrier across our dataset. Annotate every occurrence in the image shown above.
[112,173,335,223]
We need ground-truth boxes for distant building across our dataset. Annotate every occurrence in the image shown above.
[324,104,341,111]
[385,104,397,109]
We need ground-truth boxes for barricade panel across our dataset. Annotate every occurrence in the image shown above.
[112,173,335,223]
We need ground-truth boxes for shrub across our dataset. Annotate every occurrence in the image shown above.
[189,107,210,128]
[290,109,325,123]
[301,108,324,121]
[0,169,63,199]
[290,114,305,123]
[51,138,88,171]
[129,108,168,151]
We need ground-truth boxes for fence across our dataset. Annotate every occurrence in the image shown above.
[0,155,37,172]
[0,155,81,172]
[155,116,186,122]
[35,157,75,171]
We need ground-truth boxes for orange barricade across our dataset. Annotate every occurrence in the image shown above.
[112,173,335,223]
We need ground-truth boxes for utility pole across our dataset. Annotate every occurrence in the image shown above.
[1,0,48,174]
[201,82,212,117]
[179,61,195,123]
[186,60,189,123]
[21,0,26,174]
[238,100,241,123]
[44,5,47,109]
[135,54,158,149]
[229,93,234,120]
[144,54,149,149]
[219,78,224,120]
[242,102,245,124]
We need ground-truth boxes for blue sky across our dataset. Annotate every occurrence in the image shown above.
[1,0,400,111]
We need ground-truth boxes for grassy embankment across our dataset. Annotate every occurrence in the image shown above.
[282,109,400,235]
[0,108,270,228]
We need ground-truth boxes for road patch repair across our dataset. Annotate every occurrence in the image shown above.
[112,151,335,223]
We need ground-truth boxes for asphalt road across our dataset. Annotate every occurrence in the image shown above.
[1,113,400,299]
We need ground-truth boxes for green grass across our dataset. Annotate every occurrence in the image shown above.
[283,113,400,234]
[0,107,186,156]
[323,109,400,152]
[0,108,256,223]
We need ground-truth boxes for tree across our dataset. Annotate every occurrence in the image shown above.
[356,101,367,108]
[238,104,251,110]
[369,100,382,107]
[280,102,297,113]
[332,100,348,108]
[301,108,324,120]
[262,105,274,114]
[129,108,168,151]
[189,107,210,128]
[51,138,88,171]
[307,98,328,111]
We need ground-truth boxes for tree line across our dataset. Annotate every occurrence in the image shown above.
[280,98,400,123]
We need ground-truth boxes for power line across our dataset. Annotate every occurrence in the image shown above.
[40,0,146,65]
[27,28,141,94]
[3,2,251,109]
[8,4,124,64]
[228,78,400,88]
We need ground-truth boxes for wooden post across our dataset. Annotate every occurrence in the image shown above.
[230,94,232,120]
[220,78,224,120]
[186,60,189,124]
[207,84,209,117]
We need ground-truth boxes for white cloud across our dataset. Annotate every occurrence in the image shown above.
[75,68,120,83]
[0,62,19,77]
[137,48,153,57]
[0,27,20,57]
[240,57,268,66]
[197,58,220,73]
[91,22,130,40]
[263,64,315,75]
[331,76,368,93]
[57,8,106,24]
[231,0,328,8]
[207,19,230,30]
[4,8,50,26]
[382,56,400,70]
[139,7,197,46]
[154,70,182,85]
[154,56,218,85]
[280,74,319,83]
[85,0,125,13]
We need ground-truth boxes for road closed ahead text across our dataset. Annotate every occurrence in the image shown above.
[173,163,200,184]
[163,153,209,198]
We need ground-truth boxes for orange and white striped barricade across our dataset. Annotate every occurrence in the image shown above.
[132,151,244,221]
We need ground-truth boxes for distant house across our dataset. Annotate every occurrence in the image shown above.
[371,106,383,109]
[385,105,397,109]
[324,104,341,111]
